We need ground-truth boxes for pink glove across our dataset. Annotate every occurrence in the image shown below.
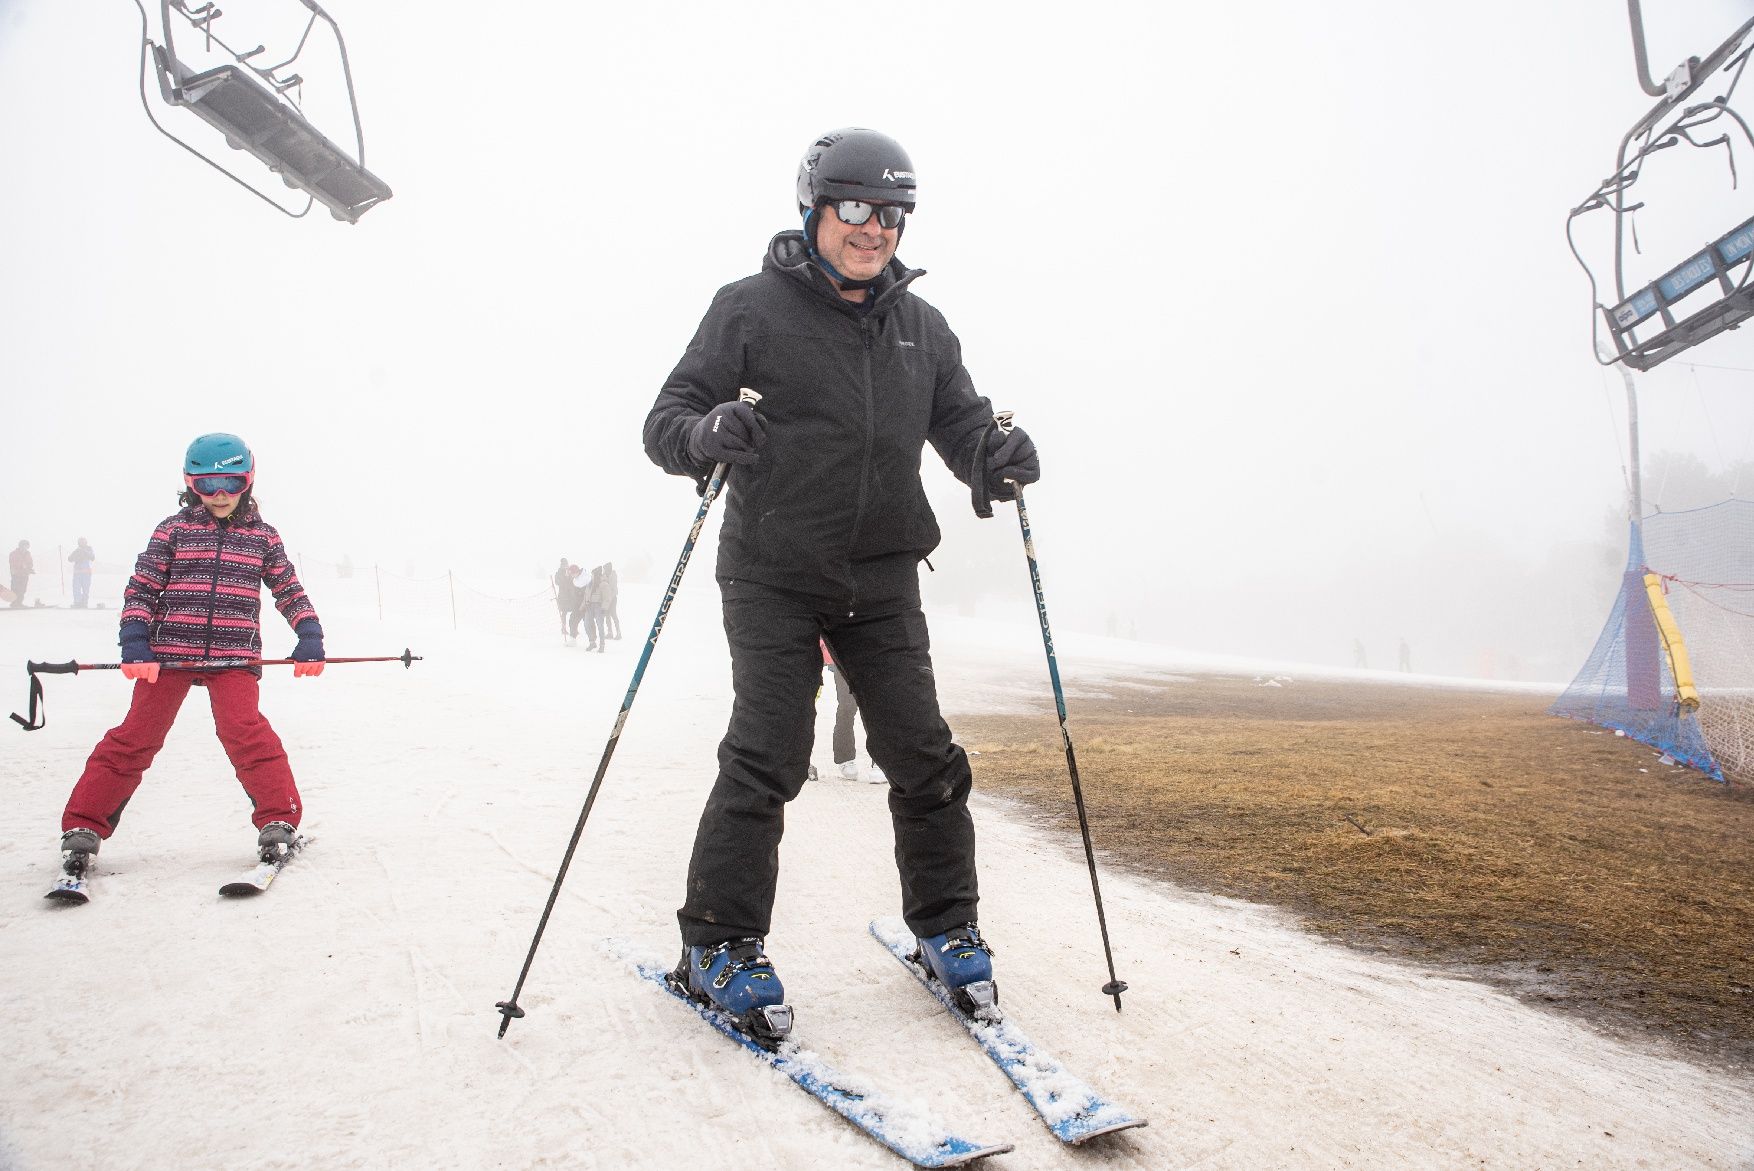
[121,662,160,683]
[293,660,325,679]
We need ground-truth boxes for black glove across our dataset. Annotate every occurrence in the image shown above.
[119,621,156,664]
[688,400,767,466]
[986,425,1040,501]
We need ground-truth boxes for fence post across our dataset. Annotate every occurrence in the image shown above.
[375,564,383,622]
[57,546,65,599]
[448,570,458,631]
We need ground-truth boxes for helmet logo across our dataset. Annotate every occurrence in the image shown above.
[217,454,246,468]
[883,169,915,182]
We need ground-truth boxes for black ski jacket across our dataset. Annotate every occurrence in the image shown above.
[644,230,995,607]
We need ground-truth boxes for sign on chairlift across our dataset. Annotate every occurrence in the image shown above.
[1606,215,1754,356]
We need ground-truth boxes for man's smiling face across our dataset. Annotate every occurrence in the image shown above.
[815,200,900,288]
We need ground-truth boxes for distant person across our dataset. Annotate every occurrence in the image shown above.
[811,637,883,783]
[565,564,590,644]
[601,562,621,640]
[9,539,33,607]
[68,538,95,608]
[51,433,325,893]
[642,127,1038,1041]
[576,565,608,652]
[1398,638,1412,673]
[554,558,581,643]
[1353,638,1368,669]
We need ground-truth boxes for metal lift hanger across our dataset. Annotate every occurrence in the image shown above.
[1567,4,1754,371]
[137,0,391,223]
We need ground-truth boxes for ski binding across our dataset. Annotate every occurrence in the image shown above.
[219,833,310,897]
[626,950,1011,1167]
[871,917,1147,1144]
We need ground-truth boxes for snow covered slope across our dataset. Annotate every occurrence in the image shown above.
[0,585,1748,1170]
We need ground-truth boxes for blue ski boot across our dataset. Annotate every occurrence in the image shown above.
[914,924,999,1019]
[671,937,793,1047]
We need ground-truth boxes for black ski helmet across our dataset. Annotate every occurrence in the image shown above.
[795,128,917,215]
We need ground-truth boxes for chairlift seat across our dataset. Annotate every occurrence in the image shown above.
[166,58,391,223]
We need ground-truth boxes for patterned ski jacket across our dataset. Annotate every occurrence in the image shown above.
[120,502,318,663]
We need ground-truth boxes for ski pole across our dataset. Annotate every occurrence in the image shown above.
[10,650,422,732]
[496,387,762,1039]
[993,410,1129,1012]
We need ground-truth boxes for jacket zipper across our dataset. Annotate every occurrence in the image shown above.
[847,315,877,614]
[202,517,224,659]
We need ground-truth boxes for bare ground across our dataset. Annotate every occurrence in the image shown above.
[960,672,1754,1071]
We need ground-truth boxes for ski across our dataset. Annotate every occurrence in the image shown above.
[870,918,1147,1145]
[44,872,90,904]
[629,954,1012,1167]
[219,834,309,897]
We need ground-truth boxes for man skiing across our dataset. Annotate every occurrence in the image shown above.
[643,127,1040,1043]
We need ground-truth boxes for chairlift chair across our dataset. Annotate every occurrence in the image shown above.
[1569,6,1754,370]
[146,0,391,223]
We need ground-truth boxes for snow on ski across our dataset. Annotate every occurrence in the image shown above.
[219,835,310,897]
[623,950,1012,1168]
[870,918,1147,1145]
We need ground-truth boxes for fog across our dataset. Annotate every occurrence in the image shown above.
[3,0,1752,681]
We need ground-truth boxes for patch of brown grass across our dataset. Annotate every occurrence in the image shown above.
[962,674,1754,1069]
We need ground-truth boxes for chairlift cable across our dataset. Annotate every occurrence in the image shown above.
[1690,363,1729,471]
[1599,366,1634,512]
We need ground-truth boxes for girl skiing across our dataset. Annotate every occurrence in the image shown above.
[53,432,325,889]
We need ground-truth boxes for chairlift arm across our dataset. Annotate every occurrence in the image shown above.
[294,0,367,167]
[1627,0,1668,99]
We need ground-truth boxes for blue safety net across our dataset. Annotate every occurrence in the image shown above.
[1547,502,1754,782]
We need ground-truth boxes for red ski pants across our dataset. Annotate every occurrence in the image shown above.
[61,670,302,839]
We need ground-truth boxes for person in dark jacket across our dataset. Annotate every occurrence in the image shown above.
[554,558,581,643]
[642,128,1040,1041]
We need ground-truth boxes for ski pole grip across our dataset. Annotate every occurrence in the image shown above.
[26,660,80,675]
[970,411,1018,520]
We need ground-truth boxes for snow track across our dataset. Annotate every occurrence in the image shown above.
[1,595,1749,1169]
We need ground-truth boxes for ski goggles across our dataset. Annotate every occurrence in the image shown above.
[185,473,252,497]
[828,200,906,229]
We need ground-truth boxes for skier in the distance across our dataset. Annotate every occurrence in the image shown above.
[68,538,96,608]
[52,433,326,890]
[643,128,1040,1042]
[8,539,32,607]
[811,636,883,784]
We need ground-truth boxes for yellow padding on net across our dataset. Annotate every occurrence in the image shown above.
[1642,573,1701,712]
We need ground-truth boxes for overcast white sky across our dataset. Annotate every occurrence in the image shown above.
[3,0,1752,677]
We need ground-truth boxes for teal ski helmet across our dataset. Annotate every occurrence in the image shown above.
[184,433,254,476]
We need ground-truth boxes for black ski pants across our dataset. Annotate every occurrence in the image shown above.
[678,578,979,948]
